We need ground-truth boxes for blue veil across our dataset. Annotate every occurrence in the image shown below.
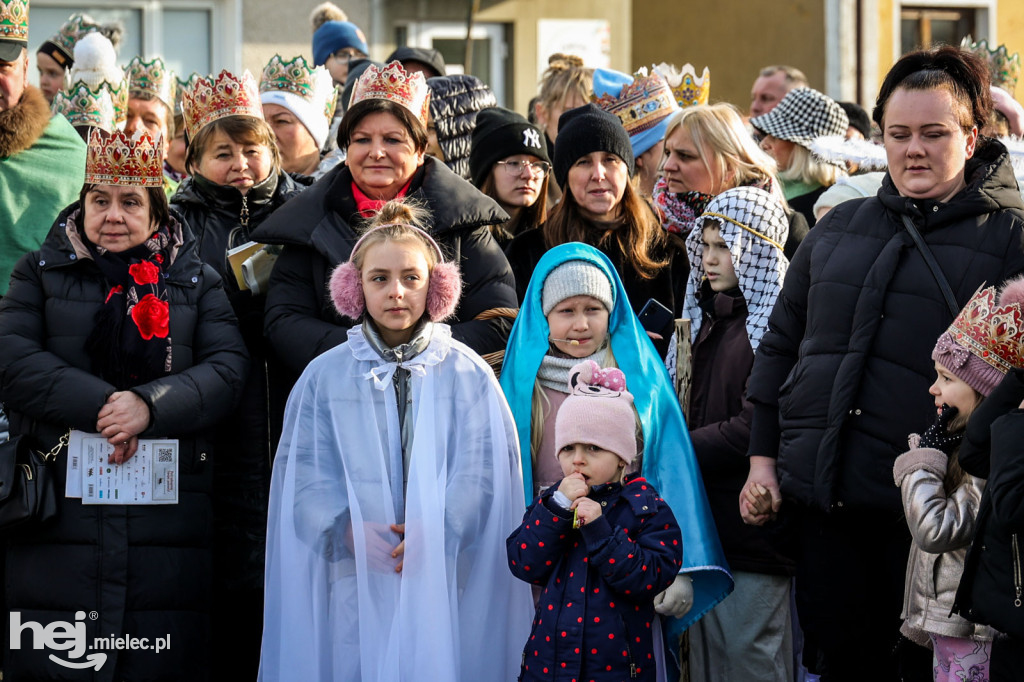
[501,242,733,636]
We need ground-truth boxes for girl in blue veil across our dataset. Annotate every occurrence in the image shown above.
[501,241,733,655]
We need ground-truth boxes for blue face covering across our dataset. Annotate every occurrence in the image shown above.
[500,241,734,637]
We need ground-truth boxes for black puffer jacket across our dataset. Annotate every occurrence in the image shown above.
[0,204,248,681]
[747,140,1024,513]
[427,74,497,180]
[252,157,517,376]
[955,369,1024,639]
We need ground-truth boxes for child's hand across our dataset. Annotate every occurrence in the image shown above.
[558,472,589,502]
[390,523,405,573]
[571,497,602,526]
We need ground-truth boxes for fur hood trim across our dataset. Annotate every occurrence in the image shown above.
[0,86,52,158]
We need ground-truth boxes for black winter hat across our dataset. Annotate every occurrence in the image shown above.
[553,103,635,188]
[468,107,550,187]
[386,46,447,78]
[839,101,872,139]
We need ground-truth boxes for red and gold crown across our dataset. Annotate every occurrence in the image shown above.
[961,36,1021,96]
[593,67,678,137]
[85,128,163,187]
[126,56,176,109]
[181,69,263,140]
[654,63,711,108]
[52,80,118,132]
[350,61,430,127]
[946,285,1024,374]
[0,0,28,44]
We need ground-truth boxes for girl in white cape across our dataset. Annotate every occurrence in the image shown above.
[259,201,533,681]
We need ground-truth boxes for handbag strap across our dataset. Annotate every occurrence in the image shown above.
[37,431,70,463]
[901,214,960,318]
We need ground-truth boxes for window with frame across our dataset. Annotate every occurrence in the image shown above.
[901,7,976,53]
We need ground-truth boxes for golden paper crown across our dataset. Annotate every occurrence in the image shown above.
[0,0,28,44]
[52,80,118,132]
[85,128,163,187]
[593,68,678,137]
[946,285,1024,374]
[181,69,263,140]
[962,36,1021,96]
[350,61,430,127]
[49,14,100,58]
[174,73,198,116]
[126,56,176,109]
[654,63,711,107]
[260,54,339,122]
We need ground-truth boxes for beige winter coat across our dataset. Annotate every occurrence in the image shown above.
[893,441,996,646]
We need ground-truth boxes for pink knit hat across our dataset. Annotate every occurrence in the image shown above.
[554,361,637,463]
[932,276,1024,397]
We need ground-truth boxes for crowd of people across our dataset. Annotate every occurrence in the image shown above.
[2,0,1024,680]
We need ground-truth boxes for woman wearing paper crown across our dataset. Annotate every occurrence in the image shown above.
[0,127,248,680]
[171,67,311,680]
[741,46,1024,680]
[253,60,518,375]
[35,12,122,104]
[259,54,341,179]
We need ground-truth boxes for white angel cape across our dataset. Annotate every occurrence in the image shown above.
[259,324,533,681]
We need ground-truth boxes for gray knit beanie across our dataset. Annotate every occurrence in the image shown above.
[541,260,615,315]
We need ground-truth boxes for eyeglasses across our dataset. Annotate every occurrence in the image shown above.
[330,48,364,63]
[495,160,551,176]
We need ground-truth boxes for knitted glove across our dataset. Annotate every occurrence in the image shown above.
[653,574,693,618]
[917,404,961,455]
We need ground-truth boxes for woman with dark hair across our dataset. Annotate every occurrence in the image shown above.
[171,69,309,680]
[468,107,550,250]
[0,129,248,680]
[253,61,517,375]
[739,46,1024,682]
[506,103,683,337]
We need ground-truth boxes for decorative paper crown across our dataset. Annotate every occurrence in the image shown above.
[260,54,339,121]
[174,73,198,117]
[592,67,678,138]
[49,14,100,58]
[654,63,711,108]
[85,128,164,187]
[181,69,263,140]
[126,56,176,109]
[962,36,1020,96]
[52,80,118,132]
[0,0,28,43]
[350,61,430,127]
[945,285,1024,374]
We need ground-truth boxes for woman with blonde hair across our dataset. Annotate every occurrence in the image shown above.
[655,102,807,258]
[533,53,593,201]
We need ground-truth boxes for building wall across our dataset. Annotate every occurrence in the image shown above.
[631,0,827,113]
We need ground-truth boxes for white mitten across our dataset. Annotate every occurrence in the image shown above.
[653,573,694,618]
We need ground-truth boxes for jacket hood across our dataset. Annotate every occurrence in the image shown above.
[879,138,1024,229]
[250,156,508,248]
[38,202,205,285]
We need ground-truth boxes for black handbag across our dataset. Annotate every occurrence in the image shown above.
[0,431,67,531]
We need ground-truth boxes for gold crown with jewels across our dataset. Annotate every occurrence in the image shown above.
[52,80,118,132]
[350,61,430,127]
[85,128,164,187]
[947,285,1024,373]
[654,63,711,108]
[49,14,101,59]
[593,67,678,137]
[962,36,1021,96]
[181,69,263,139]
[126,56,176,109]
[260,54,339,121]
[0,0,28,44]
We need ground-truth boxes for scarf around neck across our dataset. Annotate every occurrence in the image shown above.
[352,178,414,218]
[536,345,610,393]
[82,212,174,389]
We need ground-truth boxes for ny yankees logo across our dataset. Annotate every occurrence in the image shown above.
[523,128,541,149]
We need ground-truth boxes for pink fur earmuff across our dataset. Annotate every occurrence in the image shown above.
[328,226,463,323]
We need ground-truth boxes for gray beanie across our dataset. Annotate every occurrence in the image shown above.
[541,260,615,315]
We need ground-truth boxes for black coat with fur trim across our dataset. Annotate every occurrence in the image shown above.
[0,204,248,680]
[251,156,517,376]
[746,140,1024,513]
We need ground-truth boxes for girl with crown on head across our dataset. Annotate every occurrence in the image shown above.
[259,200,532,681]
[172,67,311,680]
[253,60,518,376]
[0,127,248,680]
[882,279,1024,680]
